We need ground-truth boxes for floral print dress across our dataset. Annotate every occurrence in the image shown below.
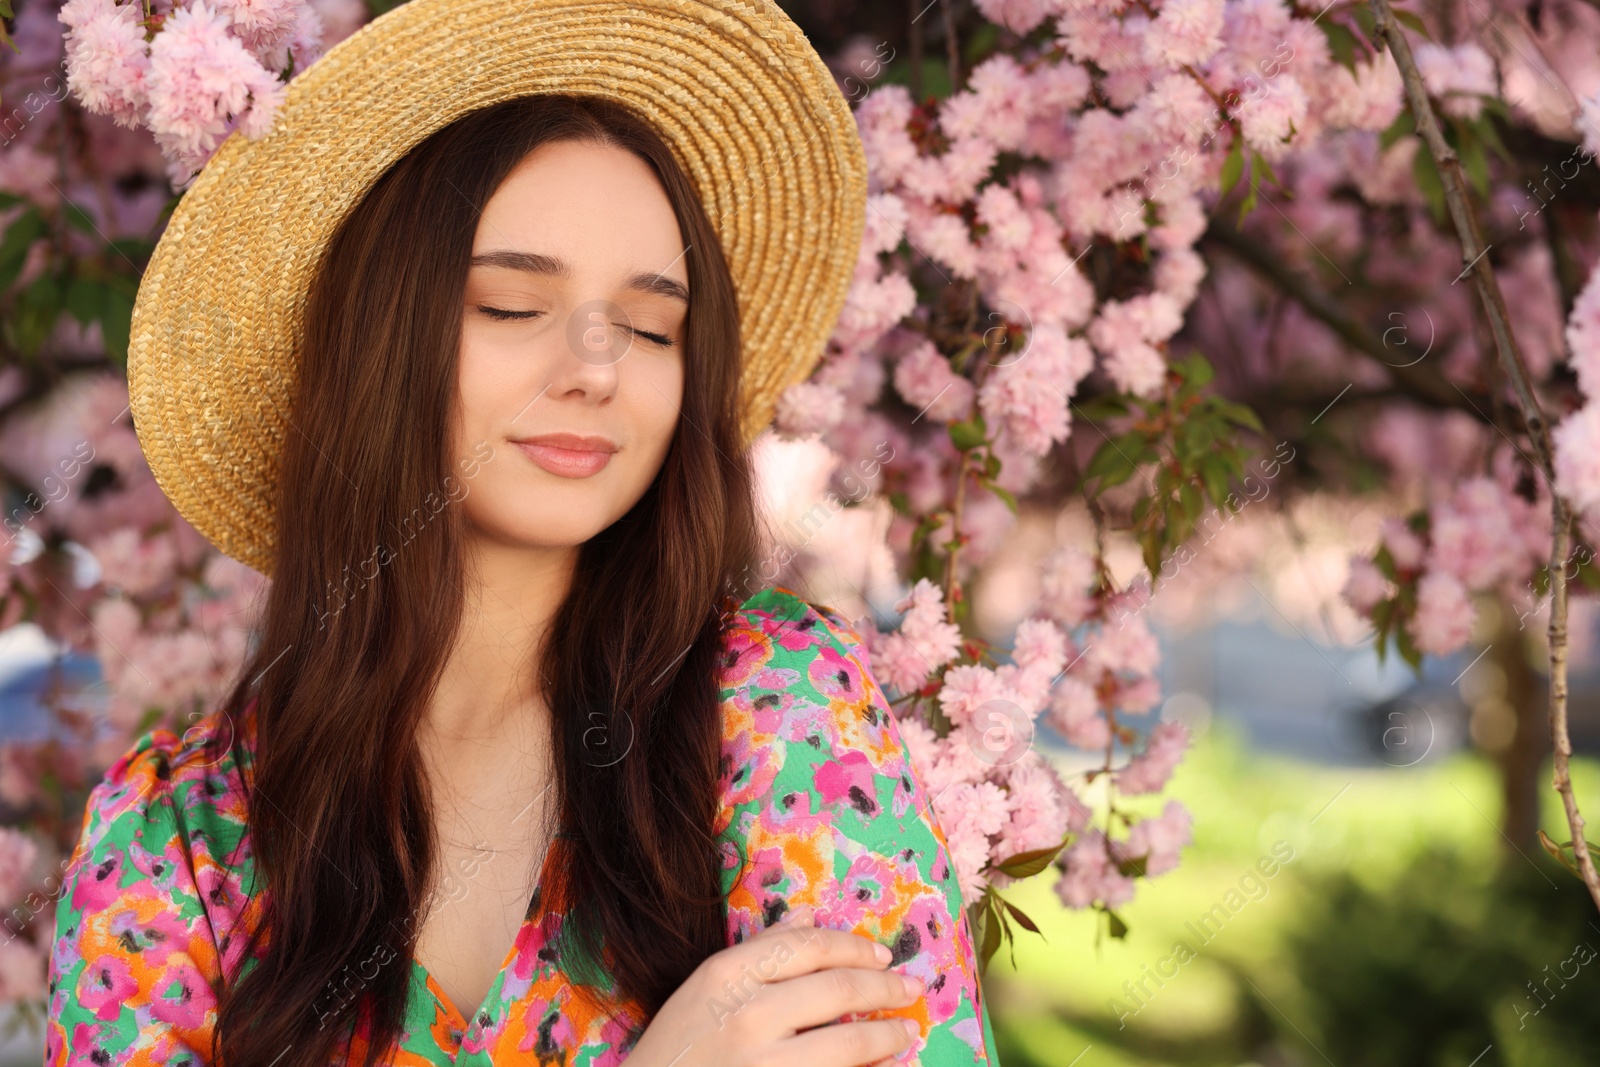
[45,586,999,1065]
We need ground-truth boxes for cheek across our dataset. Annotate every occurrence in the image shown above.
[635,355,684,442]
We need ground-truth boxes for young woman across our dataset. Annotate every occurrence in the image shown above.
[44,4,998,1066]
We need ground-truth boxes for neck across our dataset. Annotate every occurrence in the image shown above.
[423,535,577,748]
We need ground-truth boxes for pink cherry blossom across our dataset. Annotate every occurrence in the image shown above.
[1119,800,1193,876]
[1056,832,1135,909]
[1409,569,1477,655]
[937,664,1011,729]
[1143,0,1225,68]
[893,340,976,423]
[0,827,38,908]
[774,381,846,439]
[1049,675,1111,751]
[1039,545,1099,626]
[1342,555,1392,614]
[1555,404,1600,523]
[1115,721,1190,795]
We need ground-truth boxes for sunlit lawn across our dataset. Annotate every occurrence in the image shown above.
[981,723,1600,1067]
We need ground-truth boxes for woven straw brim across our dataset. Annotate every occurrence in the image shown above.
[127,0,867,578]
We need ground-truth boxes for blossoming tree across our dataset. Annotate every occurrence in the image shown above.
[2,0,1599,1027]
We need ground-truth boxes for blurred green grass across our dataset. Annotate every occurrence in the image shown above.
[981,723,1600,1067]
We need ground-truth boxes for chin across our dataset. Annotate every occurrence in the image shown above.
[495,509,613,549]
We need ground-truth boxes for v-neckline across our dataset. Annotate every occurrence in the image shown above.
[412,831,567,1039]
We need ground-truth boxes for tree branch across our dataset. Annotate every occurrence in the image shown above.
[1370,0,1600,913]
[1201,222,1528,435]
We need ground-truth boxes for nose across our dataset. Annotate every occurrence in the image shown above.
[533,300,627,412]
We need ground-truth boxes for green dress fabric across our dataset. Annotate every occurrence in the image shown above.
[46,586,1000,1065]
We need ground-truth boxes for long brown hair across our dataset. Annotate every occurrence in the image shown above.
[206,94,762,1067]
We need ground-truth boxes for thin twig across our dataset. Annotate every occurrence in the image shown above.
[940,0,961,93]
[1202,223,1527,434]
[1370,0,1600,912]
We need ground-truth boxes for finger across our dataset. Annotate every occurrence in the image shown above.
[775,1017,918,1067]
[765,967,919,1034]
[734,920,890,983]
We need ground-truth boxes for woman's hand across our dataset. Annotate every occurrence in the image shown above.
[626,904,923,1067]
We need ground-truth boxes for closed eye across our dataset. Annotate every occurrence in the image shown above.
[625,324,676,348]
[477,306,675,348]
[476,305,542,321]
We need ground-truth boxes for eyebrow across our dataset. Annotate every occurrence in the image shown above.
[469,249,689,304]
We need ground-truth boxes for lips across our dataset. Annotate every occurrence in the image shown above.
[510,433,618,479]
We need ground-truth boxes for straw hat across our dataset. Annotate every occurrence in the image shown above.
[126,0,868,578]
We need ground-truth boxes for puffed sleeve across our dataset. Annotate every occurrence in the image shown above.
[45,729,225,1067]
[714,587,1000,1065]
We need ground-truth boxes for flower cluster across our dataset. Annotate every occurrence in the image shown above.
[60,0,362,185]
[1342,448,1553,657]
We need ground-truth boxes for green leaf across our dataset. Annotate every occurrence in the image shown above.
[1472,113,1512,163]
[1412,146,1447,225]
[977,896,1003,967]
[1252,150,1281,192]
[1215,398,1264,433]
[1139,523,1164,578]
[63,201,99,237]
[1219,136,1245,199]
[1178,480,1203,526]
[0,207,46,292]
[949,418,986,452]
[1321,20,1360,70]
[1394,615,1424,675]
[108,237,157,264]
[1350,3,1377,41]
[1179,351,1214,386]
[1106,908,1129,939]
[12,271,63,354]
[1537,830,1600,881]
[1002,898,1042,935]
[1236,181,1260,226]
[996,844,1065,878]
[0,192,20,210]
[99,284,136,364]
[1392,7,1431,37]
[1072,395,1130,422]
[1198,453,1231,505]
[1083,432,1146,492]
[986,480,1019,516]
[64,276,105,326]
[1455,120,1490,198]
[1380,109,1415,151]
[1116,852,1149,878]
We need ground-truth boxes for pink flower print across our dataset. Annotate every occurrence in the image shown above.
[753,688,830,744]
[593,1013,643,1067]
[63,1022,113,1066]
[808,642,866,704]
[131,906,193,969]
[813,750,879,818]
[719,734,781,814]
[899,897,963,1020]
[124,836,184,895]
[766,611,830,654]
[77,955,137,1021]
[70,851,129,913]
[148,958,212,1030]
[716,624,774,689]
[516,994,577,1059]
[506,911,559,985]
[835,851,899,926]
[751,664,802,692]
